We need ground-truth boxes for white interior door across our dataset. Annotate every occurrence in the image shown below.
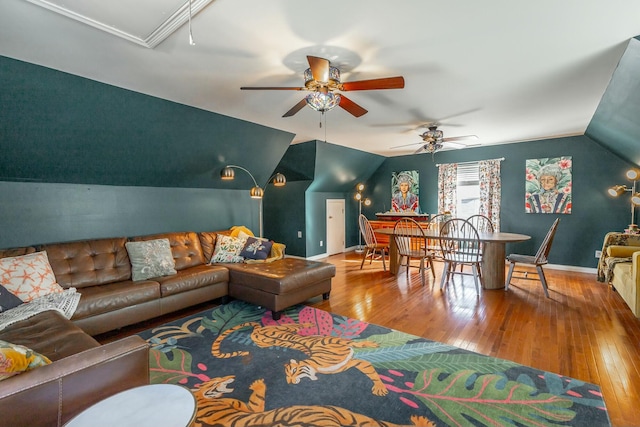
[326,199,345,255]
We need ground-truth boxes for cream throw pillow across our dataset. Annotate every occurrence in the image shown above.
[125,238,177,281]
[0,251,63,302]
[210,235,247,263]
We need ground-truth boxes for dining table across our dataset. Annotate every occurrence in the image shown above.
[375,227,531,289]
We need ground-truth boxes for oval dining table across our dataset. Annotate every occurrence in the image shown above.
[375,227,531,290]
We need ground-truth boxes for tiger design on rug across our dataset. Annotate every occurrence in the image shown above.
[191,375,435,427]
[210,322,388,396]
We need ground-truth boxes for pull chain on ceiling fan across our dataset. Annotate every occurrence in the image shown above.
[241,55,405,118]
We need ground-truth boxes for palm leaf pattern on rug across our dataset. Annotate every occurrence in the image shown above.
[137,300,610,426]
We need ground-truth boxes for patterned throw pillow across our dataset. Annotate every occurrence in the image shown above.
[0,284,23,313]
[125,238,177,281]
[240,237,273,260]
[210,235,247,263]
[0,339,51,381]
[0,251,64,302]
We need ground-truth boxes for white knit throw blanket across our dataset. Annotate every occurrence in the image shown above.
[0,288,81,331]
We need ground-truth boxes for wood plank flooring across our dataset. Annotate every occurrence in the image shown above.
[97,251,640,427]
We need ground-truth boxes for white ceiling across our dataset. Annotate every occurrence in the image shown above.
[2,0,640,156]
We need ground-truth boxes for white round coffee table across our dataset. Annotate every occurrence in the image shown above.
[64,384,196,427]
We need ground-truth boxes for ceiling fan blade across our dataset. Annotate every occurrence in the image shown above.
[338,95,368,117]
[447,141,482,149]
[390,142,423,149]
[282,99,308,117]
[442,135,479,142]
[413,145,427,155]
[241,86,305,91]
[307,56,330,83]
[340,76,405,91]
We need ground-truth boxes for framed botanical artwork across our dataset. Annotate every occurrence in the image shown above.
[391,170,420,212]
[525,157,572,214]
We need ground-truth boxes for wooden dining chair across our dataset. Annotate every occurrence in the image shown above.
[393,218,435,285]
[424,213,448,260]
[358,214,388,271]
[460,214,494,275]
[505,218,560,298]
[438,218,483,294]
[467,214,494,233]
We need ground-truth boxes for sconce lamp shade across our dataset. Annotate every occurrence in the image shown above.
[355,193,362,201]
[608,185,627,197]
[250,186,264,199]
[220,166,235,180]
[356,183,365,192]
[272,173,286,187]
[363,198,372,207]
[632,193,640,206]
[626,169,640,181]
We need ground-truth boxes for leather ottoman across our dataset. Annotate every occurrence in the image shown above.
[225,258,335,319]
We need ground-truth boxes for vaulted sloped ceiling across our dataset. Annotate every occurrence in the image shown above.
[586,36,640,167]
[0,56,294,189]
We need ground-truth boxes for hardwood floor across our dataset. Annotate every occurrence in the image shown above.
[97,251,640,427]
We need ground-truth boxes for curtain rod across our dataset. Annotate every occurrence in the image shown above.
[436,157,505,167]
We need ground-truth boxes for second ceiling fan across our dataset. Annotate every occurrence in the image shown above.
[241,55,405,118]
[391,125,479,155]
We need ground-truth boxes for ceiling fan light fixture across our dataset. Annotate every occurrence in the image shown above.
[305,92,341,113]
[425,141,443,153]
[422,126,444,142]
[304,66,340,88]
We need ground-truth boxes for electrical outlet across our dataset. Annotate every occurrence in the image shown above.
[320,241,323,247]
[595,250,602,258]
[297,231,302,238]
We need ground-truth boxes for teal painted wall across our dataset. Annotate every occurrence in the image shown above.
[0,55,300,249]
[0,55,294,189]
[274,141,385,257]
[587,36,640,167]
[0,182,258,248]
[364,135,634,268]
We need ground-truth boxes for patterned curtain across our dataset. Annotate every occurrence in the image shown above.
[479,159,501,231]
[438,163,457,216]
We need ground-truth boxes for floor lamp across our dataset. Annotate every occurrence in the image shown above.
[220,165,286,238]
[354,183,371,253]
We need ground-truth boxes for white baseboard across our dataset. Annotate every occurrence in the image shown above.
[307,249,598,275]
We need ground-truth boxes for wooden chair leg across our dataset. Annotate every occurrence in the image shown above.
[428,257,436,278]
[472,264,481,295]
[505,261,516,290]
[360,247,368,269]
[536,265,550,298]
[440,261,449,290]
[381,248,387,271]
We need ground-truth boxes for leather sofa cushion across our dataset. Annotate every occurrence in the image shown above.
[132,232,205,271]
[39,238,132,289]
[0,247,36,259]
[225,258,336,295]
[0,311,99,362]
[72,280,161,320]
[155,264,229,297]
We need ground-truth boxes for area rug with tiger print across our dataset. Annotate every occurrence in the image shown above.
[136,300,610,427]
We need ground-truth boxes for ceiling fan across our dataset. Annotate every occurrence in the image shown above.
[391,125,479,155]
[241,55,405,118]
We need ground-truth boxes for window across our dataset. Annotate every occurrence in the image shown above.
[456,162,480,219]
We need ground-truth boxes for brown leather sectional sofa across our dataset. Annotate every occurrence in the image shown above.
[0,230,335,426]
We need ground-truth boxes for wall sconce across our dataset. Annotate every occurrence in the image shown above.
[607,168,640,231]
[220,165,286,237]
[354,183,372,253]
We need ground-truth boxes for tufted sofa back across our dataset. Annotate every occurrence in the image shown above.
[131,231,205,271]
[40,237,131,289]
